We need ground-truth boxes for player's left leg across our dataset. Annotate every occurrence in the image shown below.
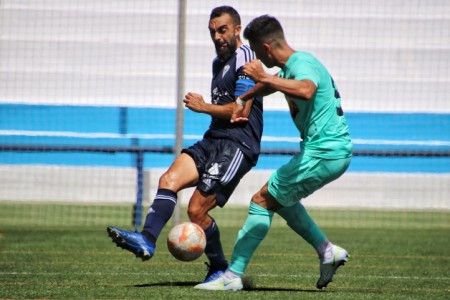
[140,153,199,245]
[107,153,199,261]
[195,182,278,291]
[194,200,273,291]
[227,183,279,276]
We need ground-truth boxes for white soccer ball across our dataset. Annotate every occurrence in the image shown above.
[167,222,206,261]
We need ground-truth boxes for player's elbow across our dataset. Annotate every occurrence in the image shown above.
[303,91,315,101]
[296,80,316,100]
[302,84,316,100]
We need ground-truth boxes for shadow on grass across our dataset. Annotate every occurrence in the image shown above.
[134,282,199,287]
[246,287,321,293]
[134,282,322,293]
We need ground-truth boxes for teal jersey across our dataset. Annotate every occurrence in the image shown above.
[278,51,352,159]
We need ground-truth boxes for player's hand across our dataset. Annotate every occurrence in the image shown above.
[183,92,205,113]
[231,101,248,123]
[243,59,266,82]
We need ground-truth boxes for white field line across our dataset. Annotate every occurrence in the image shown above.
[1,130,449,147]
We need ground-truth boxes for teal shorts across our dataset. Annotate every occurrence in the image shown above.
[268,153,351,207]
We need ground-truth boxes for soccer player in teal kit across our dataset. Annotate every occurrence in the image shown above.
[195,14,353,291]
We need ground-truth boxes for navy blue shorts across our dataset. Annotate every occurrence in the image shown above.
[182,138,253,207]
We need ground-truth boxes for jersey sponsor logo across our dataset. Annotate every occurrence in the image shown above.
[222,65,230,78]
[211,87,220,104]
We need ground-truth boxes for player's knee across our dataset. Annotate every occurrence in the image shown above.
[158,171,176,189]
[186,206,197,221]
[187,205,207,224]
[251,190,271,209]
[251,186,281,211]
[251,191,263,205]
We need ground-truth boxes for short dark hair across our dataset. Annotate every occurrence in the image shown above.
[244,15,285,44]
[210,6,241,25]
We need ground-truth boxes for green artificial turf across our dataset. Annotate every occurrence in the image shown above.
[0,203,449,299]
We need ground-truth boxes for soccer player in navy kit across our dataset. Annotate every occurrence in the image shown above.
[107,6,263,283]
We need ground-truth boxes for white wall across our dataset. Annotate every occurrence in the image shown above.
[1,0,449,112]
[1,165,448,210]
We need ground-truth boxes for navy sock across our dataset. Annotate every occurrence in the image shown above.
[142,189,177,243]
[204,218,228,270]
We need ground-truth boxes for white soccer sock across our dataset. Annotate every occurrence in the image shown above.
[316,240,331,259]
[223,269,241,280]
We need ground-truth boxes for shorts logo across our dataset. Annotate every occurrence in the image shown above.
[203,163,220,187]
[208,163,220,176]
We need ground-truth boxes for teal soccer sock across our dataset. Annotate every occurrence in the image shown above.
[277,202,328,254]
[229,202,274,275]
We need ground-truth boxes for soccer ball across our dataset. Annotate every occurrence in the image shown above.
[167,222,206,261]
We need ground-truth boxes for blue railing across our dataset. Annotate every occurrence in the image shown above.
[1,103,449,228]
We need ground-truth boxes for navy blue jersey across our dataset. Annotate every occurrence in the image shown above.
[204,44,263,165]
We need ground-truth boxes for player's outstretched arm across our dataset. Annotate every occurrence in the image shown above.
[259,75,316,101]
[230,81,274,123]
[231,98,253,123]
[183,92,252,121]
[243,59,315,100]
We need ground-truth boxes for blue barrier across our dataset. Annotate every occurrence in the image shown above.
[1,103,450,173]
[1,103,449,227]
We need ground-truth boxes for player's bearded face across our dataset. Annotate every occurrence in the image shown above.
[209,15,240,62]
[215,36,237,61]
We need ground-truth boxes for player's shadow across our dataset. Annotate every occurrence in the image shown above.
[134,282,199,288]
[249,286,322,293]
[134,282,322,292]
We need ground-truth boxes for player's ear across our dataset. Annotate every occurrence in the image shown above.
[235,24,241,37]
[262,41,271,52]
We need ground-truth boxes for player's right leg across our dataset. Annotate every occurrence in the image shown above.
[316,243,349,289]
[271,154,352,288]
[107,153,199,260]
[188,190,229,283]
[189,139,255,284]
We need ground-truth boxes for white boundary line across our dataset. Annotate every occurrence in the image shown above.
[1,130,449,147]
